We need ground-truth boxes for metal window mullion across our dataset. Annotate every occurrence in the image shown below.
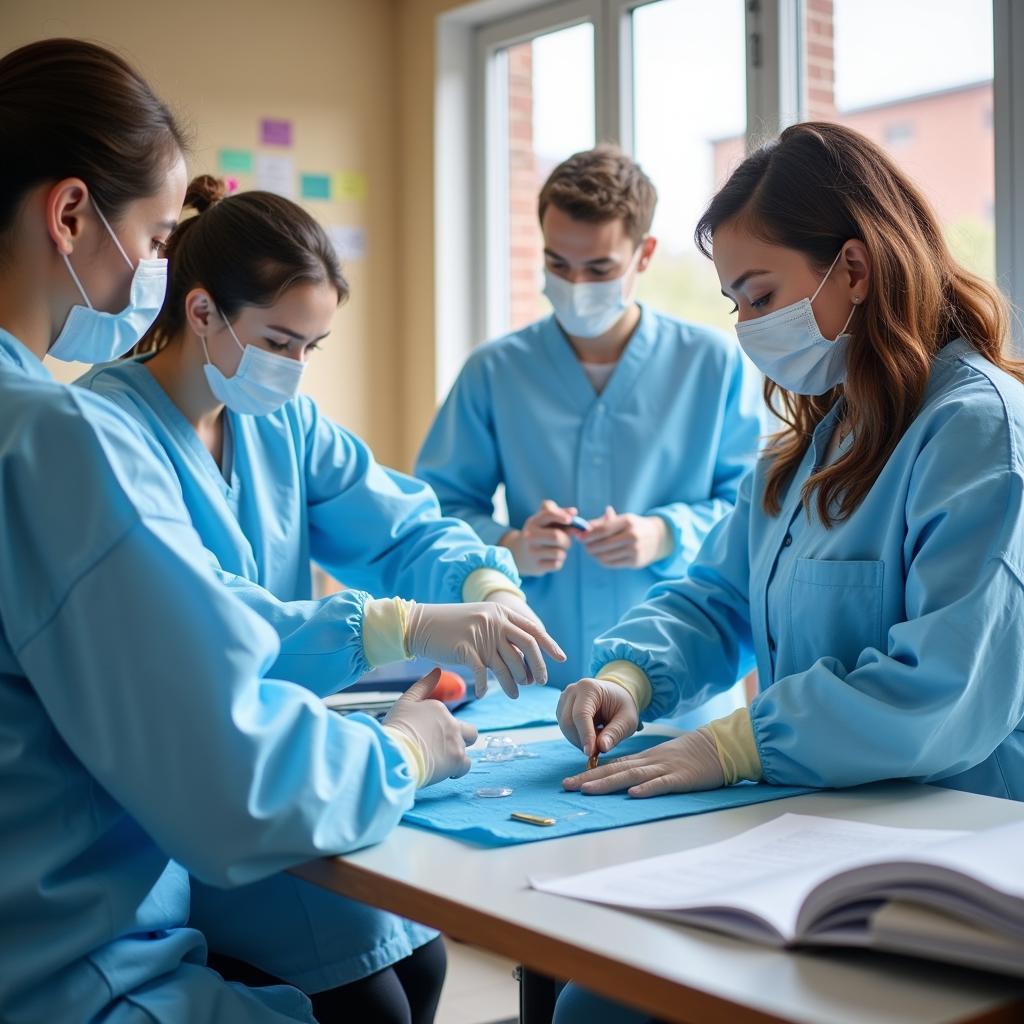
[994,0,1024,347]
[745,0,804,152]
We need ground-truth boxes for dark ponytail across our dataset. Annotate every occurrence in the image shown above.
[0,38,188,245]
[135,175,349,354]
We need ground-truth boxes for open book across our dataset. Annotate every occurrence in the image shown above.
[530,813,1024,978]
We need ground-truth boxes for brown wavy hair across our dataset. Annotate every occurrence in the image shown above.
[538,144,657,245]
[696,121,1019,526]
[133,174,348,354]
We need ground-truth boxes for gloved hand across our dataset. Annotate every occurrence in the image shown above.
[484,588,544,628]
[562,730,725,798]
[404,601,566,699]
[382,668,479,787]
[500,499,577,577]
[578,505,672,569]
[557,677,639,757]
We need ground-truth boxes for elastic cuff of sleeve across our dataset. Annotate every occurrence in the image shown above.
[703,708,763,784]
[462,567,525,604]
[597,660,653,713]
[363,598,413,667]
[381,725,426,787]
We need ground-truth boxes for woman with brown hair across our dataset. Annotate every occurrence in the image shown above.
[556,121,1024,810]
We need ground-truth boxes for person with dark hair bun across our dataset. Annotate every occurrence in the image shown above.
[80,176,566,1023]
[0,39,482,1024]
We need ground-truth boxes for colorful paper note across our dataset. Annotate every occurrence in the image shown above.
[260,118,293,147]
[326,225,367,262]
[256,154,295,199]
[332,171,368,202]
[218,149,253,174]
[300,174,331,200]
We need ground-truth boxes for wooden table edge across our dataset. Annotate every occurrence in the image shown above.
[292,856,1024,1024]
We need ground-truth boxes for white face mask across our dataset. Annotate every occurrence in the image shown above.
[202,311,305,416]
[49,198,168,363]
[543,246,641,339]
[733,248,857,396]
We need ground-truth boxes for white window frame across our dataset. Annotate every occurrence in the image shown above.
[436,0,1011,399]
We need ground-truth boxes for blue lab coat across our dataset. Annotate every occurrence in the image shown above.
[80,356,521,698]
[79,355,520,990]
[0,329,418,1023]
[593,339,1024,800]
[415,306,763,703]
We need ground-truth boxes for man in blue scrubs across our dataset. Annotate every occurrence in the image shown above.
[416,145,763,711]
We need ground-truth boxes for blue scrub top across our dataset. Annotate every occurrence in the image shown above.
[0,330,417,1023]
[594,339,1024,801]
[415,306,764,686]
[78,357,521,697]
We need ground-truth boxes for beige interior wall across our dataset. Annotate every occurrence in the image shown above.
[2,0,405,464]
[3,0,482,471]
[395,0,469,470]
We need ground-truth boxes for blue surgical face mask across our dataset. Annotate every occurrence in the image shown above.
[733,248,857,396]
[49,198,168,363]
[543,247,641,339]
[202,311,305,416]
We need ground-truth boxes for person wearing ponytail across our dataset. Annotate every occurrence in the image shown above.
[83,177,562,708]
[77,172,566,1022]
[0,39,481,1024]
[549,121,1024,1024]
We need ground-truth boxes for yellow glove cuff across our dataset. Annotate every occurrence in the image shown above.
[381,725,426,787]
[363,597,413,667]
[462,567,525,604]
[596,660,653,713]
[702,707,763,784]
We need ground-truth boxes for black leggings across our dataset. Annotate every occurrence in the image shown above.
[207,934,447,1024]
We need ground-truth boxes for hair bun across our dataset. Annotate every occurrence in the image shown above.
[184,174,227,214]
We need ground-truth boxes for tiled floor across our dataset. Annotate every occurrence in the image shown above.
[436,937,519,1024]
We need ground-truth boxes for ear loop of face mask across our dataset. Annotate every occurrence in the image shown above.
[60,200,135,309]
[811,247,857,340]
[198,304,254,368]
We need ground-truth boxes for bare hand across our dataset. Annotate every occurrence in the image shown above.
[578,506,671,569]
[501,499,578,577]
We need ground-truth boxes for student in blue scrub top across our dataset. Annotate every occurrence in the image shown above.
[551,118,1024,1024]
[0,38,485,1024]
[78,172,564,1024]
[416,145,763,718]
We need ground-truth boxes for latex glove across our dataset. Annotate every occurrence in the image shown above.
[382,669,479,787]
[578,505,671,569]
[484,588,545,629]
[562,730,725,798]
[500,499,576,577]
[557,677,639,758]
[404,601,566,699]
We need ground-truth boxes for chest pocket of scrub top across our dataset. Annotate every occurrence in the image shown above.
[788,558,885,674]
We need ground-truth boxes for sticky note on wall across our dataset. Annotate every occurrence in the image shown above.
[260,118,293,147]
[333,171,368,202]
[218,149,253,174]
[327,225,367,262]
[300,174,331,201]
[256,154,295,198]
